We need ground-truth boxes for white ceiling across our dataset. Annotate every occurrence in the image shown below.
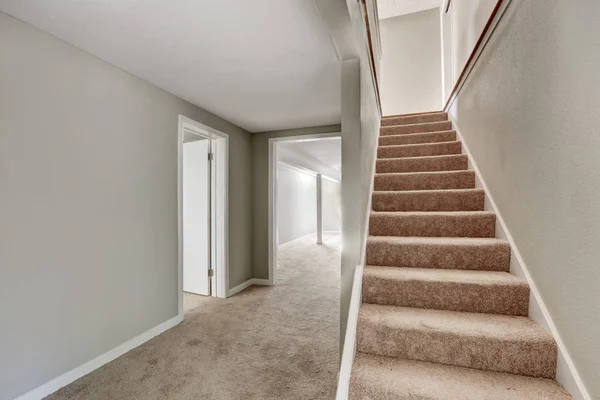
[377,0,440,20]
[279,137,341,180]
[0,0,342,132]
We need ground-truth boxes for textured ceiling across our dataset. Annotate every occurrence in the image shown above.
[0,0,342,132]
[377,0,441,19]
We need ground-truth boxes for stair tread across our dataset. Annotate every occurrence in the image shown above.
[376,154,469,174]
[369,211,496,238]
[380,129,455,139]
[367,235,508,246]
[370,210,495,216]
[378,140,461,149]
[381,112,448,127]
[364,265,526,287]
[372,188,483,194]
[366,236,511,272]
[375,169,473,177]
[377,153,467,162]
[382,111,445,119]
[383,120,451,129]
[350,354,572,400]
[359,304,552,342]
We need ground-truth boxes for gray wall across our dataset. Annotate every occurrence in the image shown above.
[338,0,381,352]
[448,1,600,396]
[0,12,252,400]
[251,125,340,279]
[380,9,442,115]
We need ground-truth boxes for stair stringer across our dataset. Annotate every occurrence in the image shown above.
[449,114,590,400]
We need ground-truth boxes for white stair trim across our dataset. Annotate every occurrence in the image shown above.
[335,264,364,400]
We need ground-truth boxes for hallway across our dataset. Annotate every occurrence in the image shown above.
[46,233,340,400]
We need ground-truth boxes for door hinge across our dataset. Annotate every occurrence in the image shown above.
[208,152,214,161]
[208,269,214,277]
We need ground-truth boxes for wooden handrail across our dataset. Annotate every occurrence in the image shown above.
[361,0,383,116]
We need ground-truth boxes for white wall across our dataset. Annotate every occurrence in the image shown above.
[276,163,317,245]
[379,8,442,116]
[0,12,253,400]
[322,178,341,232]
[441,0,497,99]
[448,1,600,397]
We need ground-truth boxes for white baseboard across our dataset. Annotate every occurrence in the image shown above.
[336,264,364,400]
[450,115,590,400]
[227,278,272,298]
[14,313,184,400]
[250,278,271,286]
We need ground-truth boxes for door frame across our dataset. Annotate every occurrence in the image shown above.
[178,115,229,315]
[267,132,341,285]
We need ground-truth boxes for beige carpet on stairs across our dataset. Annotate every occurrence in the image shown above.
[348,112,573,400]
[45,233,340,400]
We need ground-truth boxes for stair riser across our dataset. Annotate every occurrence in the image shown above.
[357,320,557,379]
[362,276,529,316]
[365,240,510,271]
[381,121,452,136]
[374,172,475,191]
[376,155,468,173]
[372,190,485,212]
[378,142,462,159]
[369,213,496,238]
[379,131,456,146]
[381,112,448,126]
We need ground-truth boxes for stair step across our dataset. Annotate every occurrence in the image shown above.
[379,130,456,146]
[369,211,496,238]
[376,154,468,173]
[378,141,462,159]
[362,266,529,316]
[374,170,475,191]
[357,305,557,378]
[372,189,485,212]
[349,354,572,400]
[381,120,452,136]
[381,111,448,127]
[366,236,510,271]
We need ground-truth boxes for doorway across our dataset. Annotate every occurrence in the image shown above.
[178,116,229,316]
[268,133,342,285]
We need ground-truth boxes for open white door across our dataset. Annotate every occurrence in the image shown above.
[183,138,210,295]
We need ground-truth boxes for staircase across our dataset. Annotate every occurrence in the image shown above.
[348,112,573,399]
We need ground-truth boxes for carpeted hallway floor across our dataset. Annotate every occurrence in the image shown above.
[46,233,340,400]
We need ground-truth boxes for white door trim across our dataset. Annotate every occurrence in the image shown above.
[267,132,341,285]
[178,115,229,314]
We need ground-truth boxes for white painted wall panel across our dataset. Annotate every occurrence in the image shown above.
[276,163,317,245]
[322,179,341,232]
[380,8,442,115]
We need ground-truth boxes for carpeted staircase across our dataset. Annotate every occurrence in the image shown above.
[348,112,573,399]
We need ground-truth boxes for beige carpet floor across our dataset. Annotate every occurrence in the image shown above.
[46,233,340,400]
